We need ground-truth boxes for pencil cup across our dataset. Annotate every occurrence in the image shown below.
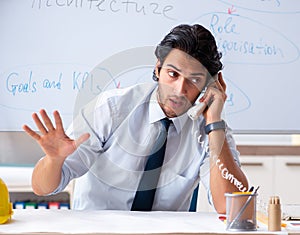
[225,192,257,231]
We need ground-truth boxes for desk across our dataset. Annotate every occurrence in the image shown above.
[0,210,294,235]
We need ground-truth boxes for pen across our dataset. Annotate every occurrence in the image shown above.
[248,186,254,192]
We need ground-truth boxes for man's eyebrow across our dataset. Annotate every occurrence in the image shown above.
[165,64,205,77]
[165,64,182,72]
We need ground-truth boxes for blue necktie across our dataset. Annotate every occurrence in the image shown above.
[131,118,171,211]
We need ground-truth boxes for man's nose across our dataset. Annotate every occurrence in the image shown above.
[174,77,188,95]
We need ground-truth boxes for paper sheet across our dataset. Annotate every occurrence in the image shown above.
[0,210,288,234]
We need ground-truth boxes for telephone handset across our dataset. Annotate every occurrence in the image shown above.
[187,74,218,120]
[187,102,207,120]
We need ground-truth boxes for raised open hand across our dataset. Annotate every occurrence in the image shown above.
[23,109,90,160]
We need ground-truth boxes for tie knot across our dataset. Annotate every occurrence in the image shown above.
[160,118,172,131]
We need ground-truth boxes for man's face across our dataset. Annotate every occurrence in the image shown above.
[156,48,209,118]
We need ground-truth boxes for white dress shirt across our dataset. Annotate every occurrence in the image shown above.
[52,82,240,210]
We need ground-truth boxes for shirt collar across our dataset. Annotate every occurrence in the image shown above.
[149,86,189,134]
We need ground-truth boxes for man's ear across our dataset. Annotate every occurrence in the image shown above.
[155,61,161,78]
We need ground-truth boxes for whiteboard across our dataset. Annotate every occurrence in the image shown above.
[1,0,300,133]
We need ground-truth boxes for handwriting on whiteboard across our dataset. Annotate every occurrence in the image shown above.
[1,64,251,117]
[31,0,176,20]
[192,12,300,65]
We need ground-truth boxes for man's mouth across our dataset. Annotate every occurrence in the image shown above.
[168,97,186,109]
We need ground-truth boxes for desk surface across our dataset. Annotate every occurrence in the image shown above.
[0,209,292,235]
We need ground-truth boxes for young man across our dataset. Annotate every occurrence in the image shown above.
[23,24,248,213]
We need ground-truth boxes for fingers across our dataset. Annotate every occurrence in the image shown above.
[217,72,227,101]
[209,73,224,91]
[39,109,55,131]
[53,110,64,133]
[24,109,90,148]
[32,111,48,135]
[207,72,227,102]
[22,124,41,141]
[74,133,90,147]
[25,109,62,136]
[217,72,227,93]
[201,78,226,106]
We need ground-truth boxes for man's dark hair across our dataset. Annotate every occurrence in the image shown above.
[153,24,223,81]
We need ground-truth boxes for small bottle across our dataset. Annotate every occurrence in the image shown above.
[268,196,281,231]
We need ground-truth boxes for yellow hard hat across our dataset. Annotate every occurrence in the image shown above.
[0,178,13,224]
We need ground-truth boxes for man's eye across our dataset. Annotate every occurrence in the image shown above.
[190,78,200,83]
[168,71,179,78]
